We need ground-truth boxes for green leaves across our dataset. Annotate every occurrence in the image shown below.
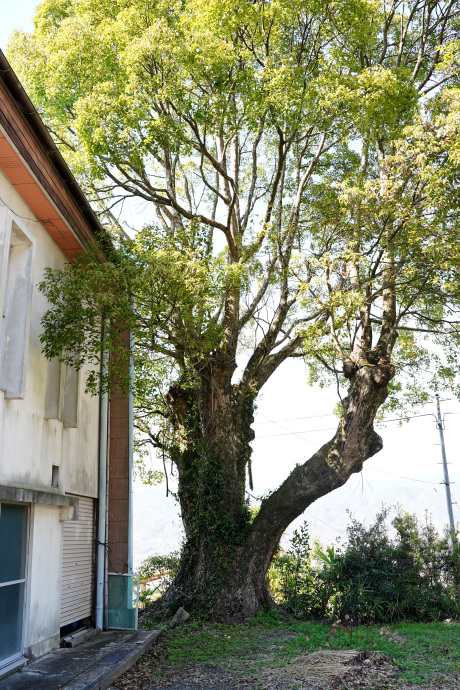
[9,0,460,470]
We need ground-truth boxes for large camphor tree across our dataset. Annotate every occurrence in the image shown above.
[9,0,460,619]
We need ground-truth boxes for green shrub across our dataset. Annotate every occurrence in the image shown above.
[270,508,460,623]
[138,552,180,607]
[270,523,315,617]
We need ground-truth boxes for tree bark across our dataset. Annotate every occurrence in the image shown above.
[158,353,395,621]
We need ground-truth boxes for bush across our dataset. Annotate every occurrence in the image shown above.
[269,522,315,617]
[270,507,460,623]
[138,552,180,607]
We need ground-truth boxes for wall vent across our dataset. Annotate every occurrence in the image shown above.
[0,157,22,170]
[52,465,60,488]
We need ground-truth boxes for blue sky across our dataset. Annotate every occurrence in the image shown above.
[0,1,37,52]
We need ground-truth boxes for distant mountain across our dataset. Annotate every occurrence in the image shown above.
[286,474,460,548]
[133,481,183,567]
[133,471,460,567]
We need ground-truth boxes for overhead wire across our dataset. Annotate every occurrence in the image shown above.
[254,412,336,425]
[257,412,318,446]
[249,403,460,540]
[364,466,440,485]
[254,411,445,436]
[448,489,460,519]
[303,511,345,535]
[254,412,439,440]
[378,413,436,423]
[257,426,336,438]
[244,490,345,535]
[255,412,456,487]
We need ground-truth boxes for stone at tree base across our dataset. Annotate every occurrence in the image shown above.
[169,607,190,627]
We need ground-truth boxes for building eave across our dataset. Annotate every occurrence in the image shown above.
[0,50,112,258]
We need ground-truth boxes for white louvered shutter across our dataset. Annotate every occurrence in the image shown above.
[61,496,95,626]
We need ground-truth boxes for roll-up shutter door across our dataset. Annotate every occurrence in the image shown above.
[61,496,95,626]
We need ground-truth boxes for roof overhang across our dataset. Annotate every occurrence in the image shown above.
[0,50,111,259]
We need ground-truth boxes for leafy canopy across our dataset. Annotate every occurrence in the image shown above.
[8,0,460,474]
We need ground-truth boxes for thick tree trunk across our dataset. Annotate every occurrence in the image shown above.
[162,355,255,617]
[159,355,394,622]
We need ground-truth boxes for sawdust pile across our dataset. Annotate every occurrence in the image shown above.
[251,649,360,689]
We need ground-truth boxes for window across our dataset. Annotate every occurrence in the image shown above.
[52,465,60,488]
[45,359,79,428]
[0,211,34,399]
[0,503,28,670]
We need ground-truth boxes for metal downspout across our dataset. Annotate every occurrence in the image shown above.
[128,330,134,574]
[96,344,109,630]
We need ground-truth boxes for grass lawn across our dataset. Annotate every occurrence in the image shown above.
[113,612,460,689]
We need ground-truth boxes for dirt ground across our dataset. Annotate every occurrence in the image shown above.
[112,634,460,690]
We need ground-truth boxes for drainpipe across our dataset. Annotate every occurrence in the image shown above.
[127,330,134,575]
[96,340,109,630]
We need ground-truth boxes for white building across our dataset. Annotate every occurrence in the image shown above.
[0,51,133,677]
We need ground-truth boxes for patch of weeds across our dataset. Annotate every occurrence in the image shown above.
[248,618,460,686]
[126,616,460,688]
[161,620,264,667]
[277,620,460,686]
[386,621,460,685]
[249,608,287,628]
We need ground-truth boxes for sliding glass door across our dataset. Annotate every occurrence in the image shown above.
[0,503,27,669]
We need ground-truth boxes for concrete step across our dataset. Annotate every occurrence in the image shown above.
[61,628,102,648]
[60,630,162,690]
[0,629,162,690]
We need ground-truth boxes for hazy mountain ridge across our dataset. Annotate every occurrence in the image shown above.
[133,472,460,567]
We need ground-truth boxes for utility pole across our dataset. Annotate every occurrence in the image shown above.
[435,394,456,549]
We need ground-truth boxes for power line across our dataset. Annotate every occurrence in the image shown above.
[255,411,443,431]
[255,406,459,502]
[379,413,436,423]
[254,413,336,425]
[257,412,317,446]
[257,426,336,438]
[255,412,439,440]
[245,490,344,535]
[303,510,345,535]
[365,466,440,485]
[449,491,460,518]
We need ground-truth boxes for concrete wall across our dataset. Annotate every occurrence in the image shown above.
[0,171,99,498]
[24,504,62,660]
[0,169,100,655]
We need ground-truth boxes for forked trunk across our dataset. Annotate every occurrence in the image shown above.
[160,356,394,621]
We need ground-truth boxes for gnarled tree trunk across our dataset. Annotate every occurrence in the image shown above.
[160,353,394,621]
